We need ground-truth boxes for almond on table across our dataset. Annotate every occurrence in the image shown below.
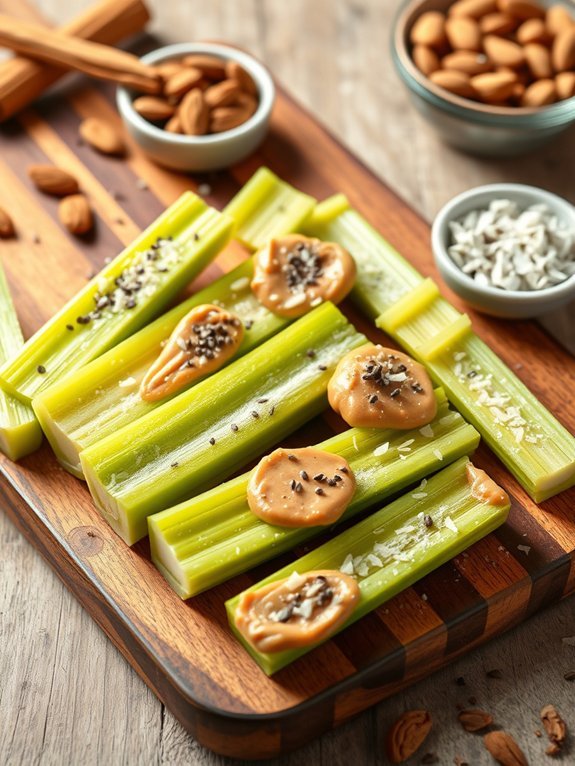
[28,164,79,197]
[79,117,125,156]
[58,194,93,236]
[0,206,15,238]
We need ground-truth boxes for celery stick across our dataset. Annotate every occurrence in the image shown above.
[0,193,234,404]
[226,457,510,675]
[33,259,289,478]
[224,168,316,250]
[81,302,366,545]
[0,262,43,460]
[149,389,480,598]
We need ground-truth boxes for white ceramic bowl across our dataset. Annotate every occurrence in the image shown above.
[432,184,575,319]
[117,43,276,172]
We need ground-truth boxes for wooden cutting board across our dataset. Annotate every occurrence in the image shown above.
[1,55,574,761]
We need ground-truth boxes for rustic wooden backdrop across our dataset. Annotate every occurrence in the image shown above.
[2,1,574,764]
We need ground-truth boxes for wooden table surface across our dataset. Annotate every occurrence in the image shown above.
[2,1,574,764]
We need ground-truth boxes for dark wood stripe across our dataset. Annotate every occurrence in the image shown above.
[333,614,406,683]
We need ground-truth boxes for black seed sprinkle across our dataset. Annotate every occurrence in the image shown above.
[290,479,296,490]
[318,364,327,371]
[251,411,259,419]
[76,315,91,325]
[300,470,309,481]
[295,482,303,493]
[334,474,342,482]
[37,365,46,374]
[369,394,378,404]
[313,473,325,482]
[306,349,316,358]
[66,324,74,331]
[467,370,477,378]
[390,388,401,398]
[327,478,336,486]
[231,423,239,432]
[244,320,253,330]
[315,487,324,495]
[269,405,275,416]
[257,397,268,404]
[339,466,348,473]
[193,232,200,241]
[171,461,179,468]
[209,437,216,445]
[412,382,423,393]
[424,514,433,528]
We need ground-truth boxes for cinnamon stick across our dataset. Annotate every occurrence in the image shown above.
[0,0,151,121]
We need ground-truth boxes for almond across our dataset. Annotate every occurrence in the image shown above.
[164,114,183,133]
[385,710,432,764]
[471,70,518,101]
[516,17,548,45]
[458,708,494,732]
[449,0,497,18]
[540,704,567,755]
[480,12,518,35]
[225,60,258,96]
[164,67,203,99]
[133,96,175,122]
[446,17,482,50]
[443,50,492,74]
[524,43,553,78]
[413,45,441,75]
[28,165,79,197]
[498,0,545,20]
[58,194,93,236]
[546,4,575,37]
[235,91,258,116]
[0,207,15,239]
[484,35,526,67]
[156,61,184,80]
[181,54,226,79]
[553,26,575,71]
[204,78,242,108]
[210,104,252,133]
[410,12,447,49]
[179,88,209,135]
[556,71,575,99]
[430,68,476,96]
[79,118,125,156]
[483,730,528,766]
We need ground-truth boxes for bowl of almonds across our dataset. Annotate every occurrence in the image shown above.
[392,0,575,156]
[117,42,275,171]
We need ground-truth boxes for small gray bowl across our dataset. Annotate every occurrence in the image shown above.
[432,184,575,319]
[392,0,575,157]
[117,43,275,172]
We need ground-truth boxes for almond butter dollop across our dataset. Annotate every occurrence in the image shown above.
[466,462,509,506]
[235,570,360,653]
[139,304,243,402]
[328,344,437,429]
[250,234,356,318]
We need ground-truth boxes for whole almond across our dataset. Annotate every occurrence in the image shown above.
[79,118,125,156]
[164,114,183,133]
[182,54,226,79]
[556,70,575,99]
[156,61,184,80]
[164,67,203,99]
[553,27,575,71]
[446,17,483,50]
[484,35,526,67]
[385,710,432,764]
[546,4,575,37]
[498,0,545,20]
[133,96,175,122]
[449,0,497,18]
[210,104,252,133]
[480,12,518,35]
[28,165,79,197]
[410,12,447,49]
[225,60,258,96]
[443,50,492,74]
[512,82,526,100]
[235,91,258,116]
[0,207,15,239]
[472,70,518,100]
[413,44,441,75]
[179,88,209,135]
[524,43,553,78]
[430,69,476,96]
[483,730,528,766]
[204,78,242,108]
[58,194,93,236]
[517,17,548,44]
[458,708,494,732]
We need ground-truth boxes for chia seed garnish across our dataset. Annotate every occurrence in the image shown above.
[287,454,297,462]
[251,411,259,419]
[412,383,424,393]
[467,370,478,378]
[369,394,378,404]
[306,349,316,358]
[66,324,74,331]
[37,365,46,374]
[171,461,179,468]
[300,470,309,481]
[231,423,239,432]
[269,405,275,416]
[76,315,91,325]
[390,388,401,398]
[257,398,268,404]
[290,479,296,490]
[424,514,434,528]
[327,478,336,486]
[313,473,325,482]
[334,474,342,482]
[244,320,253,330]
[315,487,324,495]
[318,364,327,371]
[295,482,303,493]
[284,242,324,293]
[209,437,216,445]
[339,466,348,473]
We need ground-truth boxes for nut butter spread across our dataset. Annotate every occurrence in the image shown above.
[250,234,356,318]
[235,570,360,653]
[328,344,437,429]
[247,447,356,527]
[140,304,243,402]
[466,462,509,506]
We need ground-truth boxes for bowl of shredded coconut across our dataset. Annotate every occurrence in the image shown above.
[432,183,575,318]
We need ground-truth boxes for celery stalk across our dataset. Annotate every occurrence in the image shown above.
[80,302,366,545]
[0,263,43,459]
[0,193,234,404]
[226,457,510,675]
[33,259,289,478]
[224,168,316,250]
[149,389,480,598]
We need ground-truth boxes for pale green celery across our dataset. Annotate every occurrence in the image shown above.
[33,259,289,478]
[0,193,233,404]
[223,167,316,250]
[303,195,423,318]
[149,388,480,598]
[80,302,366,545]
[0,263,43,460]
[226,457,509,675]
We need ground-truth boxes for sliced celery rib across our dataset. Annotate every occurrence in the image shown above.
[33,259,289,478]
[0,262,43,460]
[226,457,510,675]
[0,193,234,405]
[80,302,366,546]
[149,388,480,599]
[223,167,316,250]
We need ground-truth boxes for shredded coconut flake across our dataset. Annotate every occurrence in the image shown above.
[373,441,389,457]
